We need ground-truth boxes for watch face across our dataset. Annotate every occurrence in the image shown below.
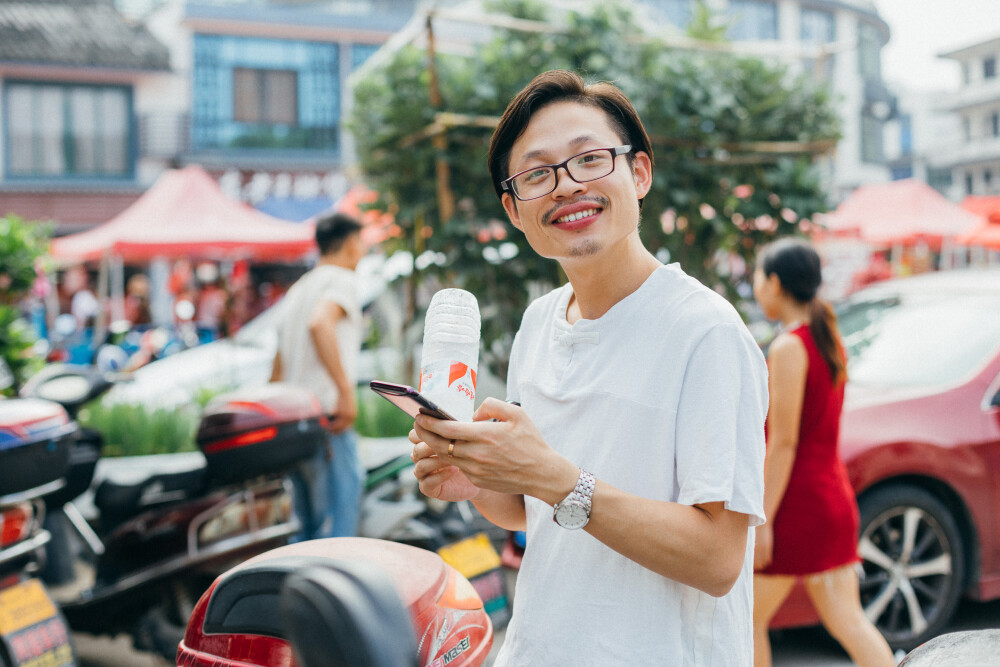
[555,500,589,529]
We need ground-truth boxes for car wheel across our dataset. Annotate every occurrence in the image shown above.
[857,485,966,652]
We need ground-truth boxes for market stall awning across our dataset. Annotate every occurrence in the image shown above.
[816,179,985,248]
[50,165,316,263]
[956,195,1000,250]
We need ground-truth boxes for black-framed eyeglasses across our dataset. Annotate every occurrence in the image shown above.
[501,145,632,201]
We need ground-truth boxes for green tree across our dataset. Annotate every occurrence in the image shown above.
[350,0,840,379]
[0,215,50,393]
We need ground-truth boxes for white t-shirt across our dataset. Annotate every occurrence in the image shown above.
[495,263,767,667]
[274,264,362,414]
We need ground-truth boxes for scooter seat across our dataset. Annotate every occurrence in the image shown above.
[94,465,207,521]
[280,561,418,667]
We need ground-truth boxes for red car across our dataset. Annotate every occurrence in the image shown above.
[770,267,1000,652]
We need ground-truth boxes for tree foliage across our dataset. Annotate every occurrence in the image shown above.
[349,0,840,379]
[0,215,50,393]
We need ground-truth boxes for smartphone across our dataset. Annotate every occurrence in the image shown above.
[369,380,456,421]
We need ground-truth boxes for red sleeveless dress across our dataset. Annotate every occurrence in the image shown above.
[759,324,860,576]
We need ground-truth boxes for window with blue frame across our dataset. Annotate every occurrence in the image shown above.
[5,81,132,178]
[192,34,340,152]
[727,0,777,41]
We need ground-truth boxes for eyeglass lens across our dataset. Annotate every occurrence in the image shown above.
[511,148,617,200]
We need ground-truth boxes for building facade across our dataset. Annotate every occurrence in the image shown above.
[0,0,418,234]
[936,36,1000,200]
[0,0,171,233]
[136,0,417,219]
[639,0,895,203]
[1,0,895,233]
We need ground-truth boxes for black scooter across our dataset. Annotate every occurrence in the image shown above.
[0,366,77,667]
[19,363,326,661]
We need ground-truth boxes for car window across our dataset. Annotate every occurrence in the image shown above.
[838,293,1000,387]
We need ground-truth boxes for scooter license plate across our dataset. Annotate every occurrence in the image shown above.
[437,533,510,628]
[436,533,501,579]
[0,579,74,666]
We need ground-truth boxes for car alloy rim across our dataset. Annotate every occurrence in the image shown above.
[858,505,954,641]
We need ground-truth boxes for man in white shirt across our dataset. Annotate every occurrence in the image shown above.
[410,70,768,665]
[271,212,366,539]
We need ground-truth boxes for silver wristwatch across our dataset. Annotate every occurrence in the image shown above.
[553,469,596,530]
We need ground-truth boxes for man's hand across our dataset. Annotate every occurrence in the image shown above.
[410,432,481,502]
[327,389,357,433]
[411,398,577,504]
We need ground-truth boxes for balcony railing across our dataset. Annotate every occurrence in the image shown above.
[942,78,1000,112]
[137,113,341,159]
[932,135,1000,168]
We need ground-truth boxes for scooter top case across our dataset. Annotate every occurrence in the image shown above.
[0,398,75,497]
[177,537,494,667]
[196,383,327,485]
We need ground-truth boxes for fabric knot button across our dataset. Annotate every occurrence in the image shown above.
[554,331,600,346]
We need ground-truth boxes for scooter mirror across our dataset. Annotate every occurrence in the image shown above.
[95,344,129,374]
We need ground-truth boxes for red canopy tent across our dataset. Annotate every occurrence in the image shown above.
[956,196,1000,250]
[816,179,985,249]
[50,165,316,263]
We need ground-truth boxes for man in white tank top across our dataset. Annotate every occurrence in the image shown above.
[271,212,366,539]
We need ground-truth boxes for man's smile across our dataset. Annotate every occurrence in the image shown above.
[554,208,599,224]
[543,197,609,229]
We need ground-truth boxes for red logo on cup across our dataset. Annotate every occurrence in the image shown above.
[449,362,477,389]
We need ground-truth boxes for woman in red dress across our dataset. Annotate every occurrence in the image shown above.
[751,238,894,667]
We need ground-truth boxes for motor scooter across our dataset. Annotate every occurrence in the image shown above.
[19,363,326,662]
[0,377,77,666]
[176,537,494,667]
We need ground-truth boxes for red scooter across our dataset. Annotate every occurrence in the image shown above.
[177,537,494,667]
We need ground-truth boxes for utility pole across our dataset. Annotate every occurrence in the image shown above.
[425,10,455,225]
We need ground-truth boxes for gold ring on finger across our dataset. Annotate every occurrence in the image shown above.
[448,440,455,457]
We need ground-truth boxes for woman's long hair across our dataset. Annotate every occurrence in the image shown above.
[759,237,847,385]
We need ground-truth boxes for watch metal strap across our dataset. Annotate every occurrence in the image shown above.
[556,468,595,512]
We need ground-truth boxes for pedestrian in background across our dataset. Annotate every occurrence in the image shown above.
[271,212,366,540]
[751,237,895,667]
[410,69,768,666]
[124,273,152,327]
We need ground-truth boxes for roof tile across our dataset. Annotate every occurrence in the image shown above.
[0,0,170,70]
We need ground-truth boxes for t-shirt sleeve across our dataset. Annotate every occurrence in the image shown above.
[674,322,767,527]
[505,328,523,405]
[321,271,358,317]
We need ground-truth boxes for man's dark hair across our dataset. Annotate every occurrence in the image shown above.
[487,70,654,205]
[315,211,363,256]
